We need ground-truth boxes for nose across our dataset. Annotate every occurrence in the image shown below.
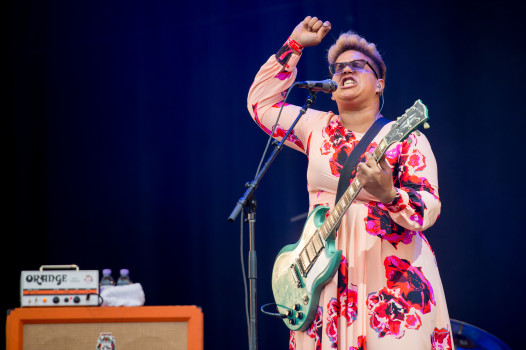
[340,63,354,74]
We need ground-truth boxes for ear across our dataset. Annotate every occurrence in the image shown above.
[331,94,335,101]
[376,79,385,94]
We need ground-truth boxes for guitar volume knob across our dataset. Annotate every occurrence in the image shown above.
[296,312,303,320]
[288,318,296,325]
[294,304,301,311]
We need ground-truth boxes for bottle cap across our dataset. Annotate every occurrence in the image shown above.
[102,269,112,275]
[120,269,129,275]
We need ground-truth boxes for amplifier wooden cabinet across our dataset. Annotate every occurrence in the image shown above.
[6,305,203,350]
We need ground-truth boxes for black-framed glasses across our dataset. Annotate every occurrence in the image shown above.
[329,59,379,79]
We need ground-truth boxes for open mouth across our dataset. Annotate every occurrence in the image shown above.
[341,76,357,87]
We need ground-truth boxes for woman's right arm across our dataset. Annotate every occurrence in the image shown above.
[247,16,331,153]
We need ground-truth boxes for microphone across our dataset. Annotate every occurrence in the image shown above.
[296,79,338,93]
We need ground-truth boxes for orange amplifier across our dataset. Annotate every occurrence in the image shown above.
[20,265,99,307]
[6,305,204,350]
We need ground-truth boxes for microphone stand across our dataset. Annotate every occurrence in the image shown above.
[228,90,318,350]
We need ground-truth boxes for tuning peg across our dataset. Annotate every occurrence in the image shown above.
[397,117,401,121]
[423,122,430,129]
[415,130,421,136]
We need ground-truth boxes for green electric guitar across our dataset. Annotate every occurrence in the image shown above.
[271,100,430,331]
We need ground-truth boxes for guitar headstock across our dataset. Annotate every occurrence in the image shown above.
[384,100,429,146]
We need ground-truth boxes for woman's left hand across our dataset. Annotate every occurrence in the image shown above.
[356,153,397,203]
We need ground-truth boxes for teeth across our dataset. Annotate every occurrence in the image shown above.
[343,79,356,86]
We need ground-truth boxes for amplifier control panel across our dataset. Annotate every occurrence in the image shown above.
[21,269,99,307]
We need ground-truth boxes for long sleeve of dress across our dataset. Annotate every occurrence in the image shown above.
[384,131,441,232]
[247,43,328,154]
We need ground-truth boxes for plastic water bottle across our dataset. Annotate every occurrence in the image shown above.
[117,269,132,285]
[100,269,115,291]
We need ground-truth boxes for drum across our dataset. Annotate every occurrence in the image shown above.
[451,319,511,350]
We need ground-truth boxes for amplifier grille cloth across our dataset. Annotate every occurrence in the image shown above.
[22,322,187,350]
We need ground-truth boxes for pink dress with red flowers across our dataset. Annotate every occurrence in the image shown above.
[248,44,454,350]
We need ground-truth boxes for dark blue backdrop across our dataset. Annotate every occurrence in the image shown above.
[5,0,525,349]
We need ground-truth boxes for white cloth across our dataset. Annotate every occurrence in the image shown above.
[100,283,145,306]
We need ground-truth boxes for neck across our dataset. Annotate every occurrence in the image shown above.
[338,101,380,132]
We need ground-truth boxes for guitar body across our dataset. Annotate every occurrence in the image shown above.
[271,205,342,331]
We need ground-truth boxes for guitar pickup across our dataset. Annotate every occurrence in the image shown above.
[289,264,302,288]
[313,231,324,253]
[296,258,306,278]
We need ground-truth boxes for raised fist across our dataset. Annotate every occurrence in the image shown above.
[290,16,332,48]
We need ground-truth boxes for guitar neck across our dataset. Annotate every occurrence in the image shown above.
[320,137,391,240]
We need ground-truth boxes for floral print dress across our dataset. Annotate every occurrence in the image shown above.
[247,42,453,350]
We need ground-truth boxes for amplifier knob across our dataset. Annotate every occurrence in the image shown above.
[53,297,60,304]
[74,296,81,303]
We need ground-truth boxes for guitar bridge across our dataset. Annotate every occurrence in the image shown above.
[289,264,302,288]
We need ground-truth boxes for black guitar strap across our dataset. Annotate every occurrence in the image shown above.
[335,117,390,205]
